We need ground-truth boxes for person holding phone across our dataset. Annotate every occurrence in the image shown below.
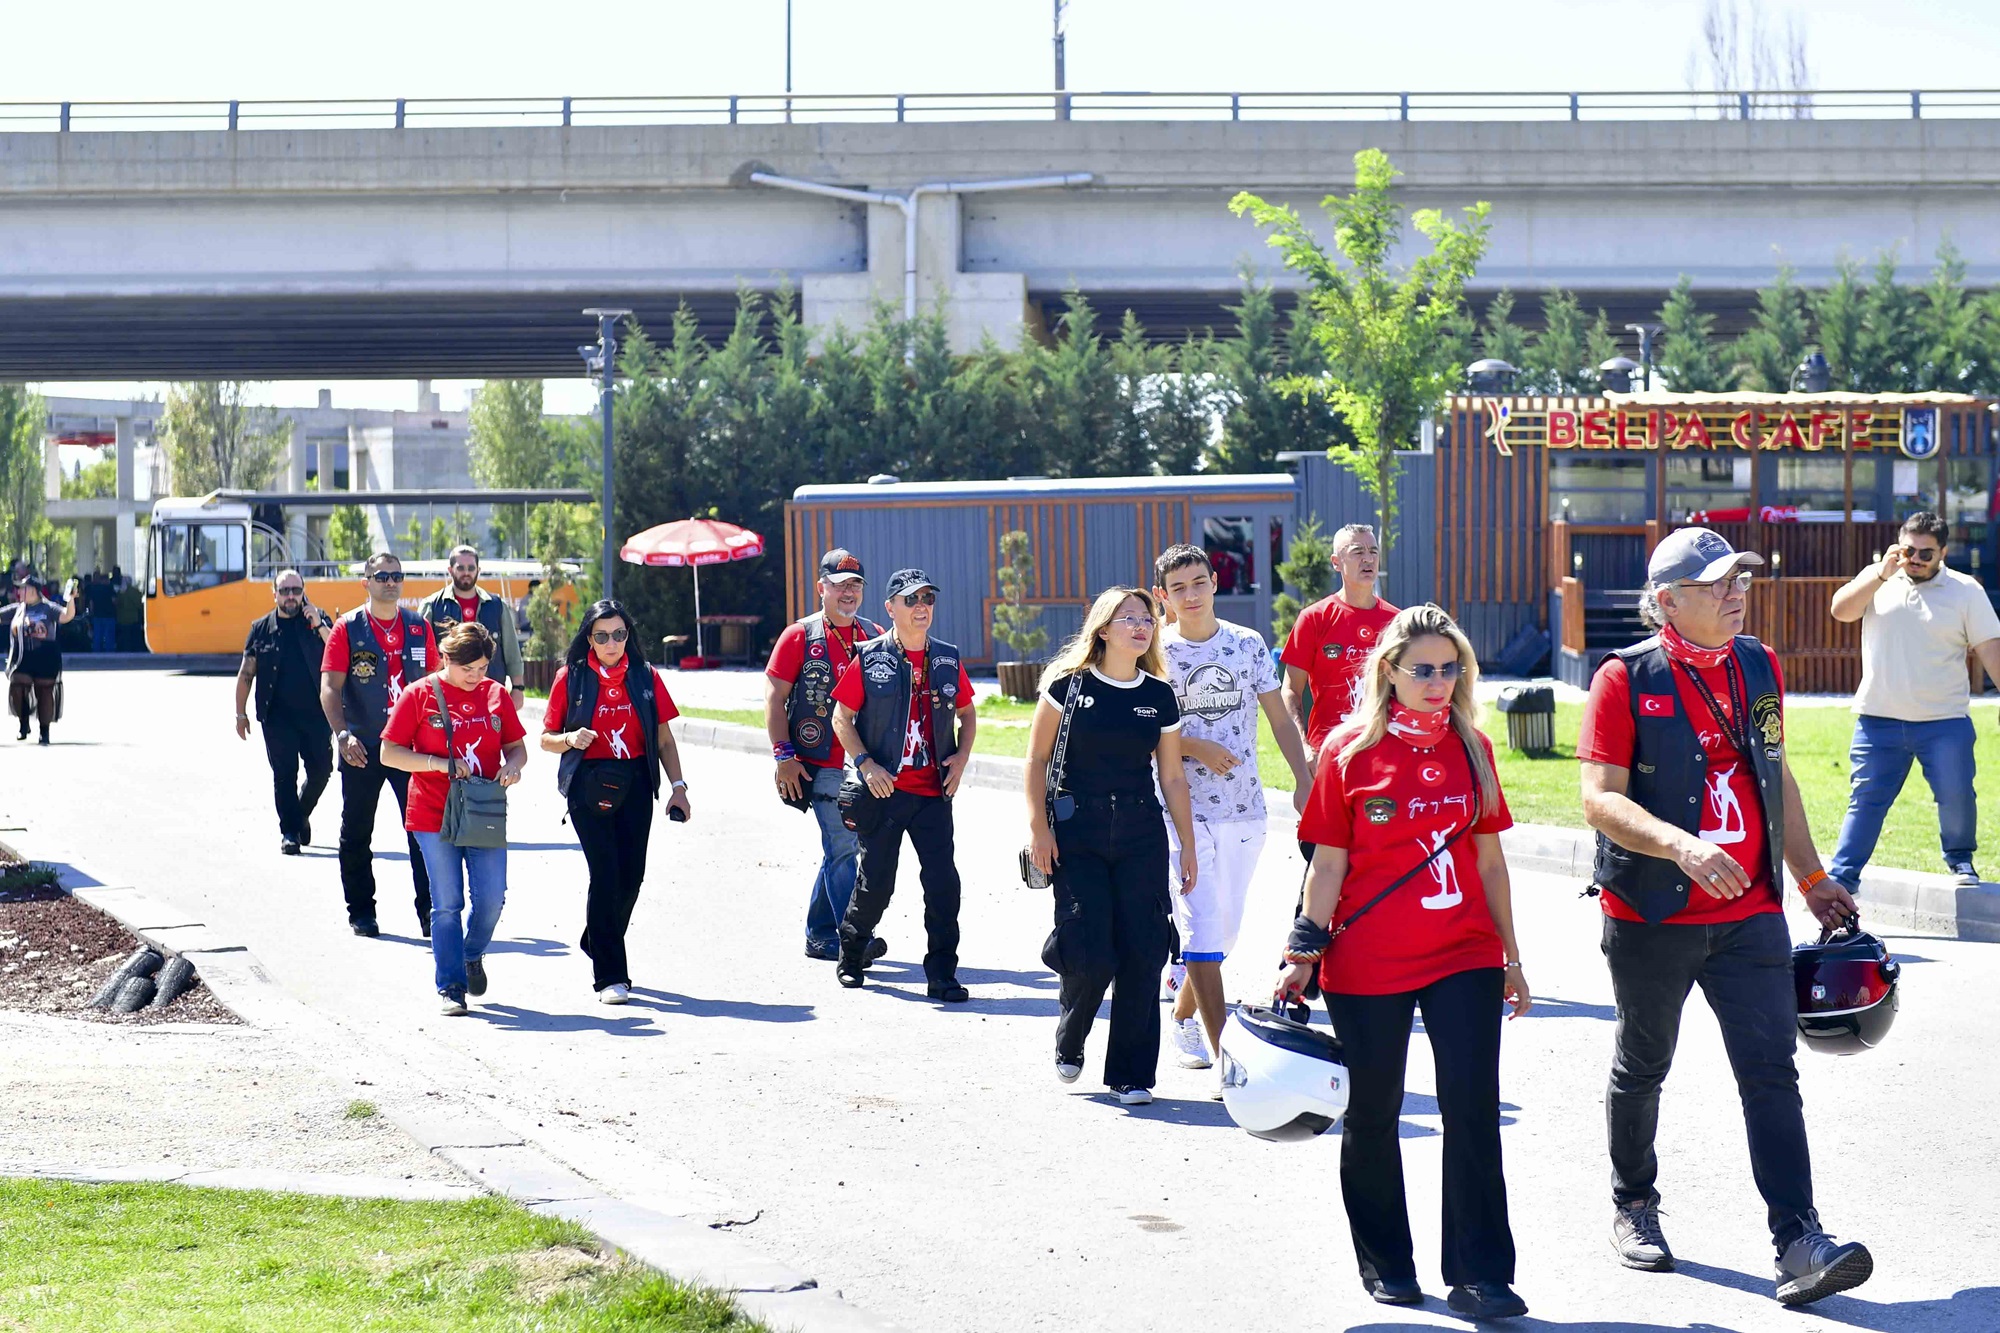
[236,569,335,853]
[1026,586,1198,1106]
[541,600,690,1005]
[3,568,76,746]
[1276,603,1528,1321]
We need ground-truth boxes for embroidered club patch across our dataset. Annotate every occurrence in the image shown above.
[1364,797,1395,825]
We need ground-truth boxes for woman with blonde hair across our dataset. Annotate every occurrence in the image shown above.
[1026,586,1198,1106]
[1276,603,1531,1320]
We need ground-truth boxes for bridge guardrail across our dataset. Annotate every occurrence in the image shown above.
[3,88,2000,133]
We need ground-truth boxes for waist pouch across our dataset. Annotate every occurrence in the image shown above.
[837,772,886,836]
[577,760,639,817]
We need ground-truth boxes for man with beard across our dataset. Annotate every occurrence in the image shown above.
[416,545,527,714]
[236,569,335,853]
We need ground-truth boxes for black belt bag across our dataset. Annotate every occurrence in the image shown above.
[578,760,639,816]
[838,771,885,836]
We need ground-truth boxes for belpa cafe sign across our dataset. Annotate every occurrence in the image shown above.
[1479,400,1944,460]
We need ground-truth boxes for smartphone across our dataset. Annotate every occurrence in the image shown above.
[668,805,688,823]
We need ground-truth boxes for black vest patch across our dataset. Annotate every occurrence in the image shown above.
[339,607,430,741]
[787,612,880,764]
[852,633,960,779]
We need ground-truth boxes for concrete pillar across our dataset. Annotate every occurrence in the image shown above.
[114,414,136,501]
[316,437,337,490]
[116,511,136,578]
[43,433,60,502]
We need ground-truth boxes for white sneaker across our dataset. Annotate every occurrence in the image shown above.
[597,984,630,1005]
[1173,1016,1212,1069]
[438,991,467,1016]
[1162,962,1186,1003]
[1113,1085,1153,1106]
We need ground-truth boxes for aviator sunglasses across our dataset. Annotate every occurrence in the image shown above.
[899,590,937,607]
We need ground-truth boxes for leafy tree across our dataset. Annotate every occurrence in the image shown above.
[161,382,289,493]
[469,379,558,558]
[60,452,117,501]
[328,504,370,563]
[402,515,426,561]
[1855,250,1916,391]
[0,385,46,561]
[1733,263,1811,390]
[1209,276,1349,473]
[1029,291,1125,478]
[1912,240,1985,391]
[1657,277,1730,391]
[1476,290,1533,374]
[1806,257,1867,390]
[525,524,585,663]
[1522,291,1602,393]
[1231,148,1490,568]
[992,530,1050,661]
[1272,518,1336,646]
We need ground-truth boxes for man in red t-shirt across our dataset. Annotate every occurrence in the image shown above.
[828,569,977,1001]
[1281,523,1400,754]
[1578,527,1869,1307]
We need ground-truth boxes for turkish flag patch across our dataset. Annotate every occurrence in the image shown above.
[1638,693,1676,717]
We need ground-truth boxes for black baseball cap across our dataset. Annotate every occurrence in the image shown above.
[819,549,866,584]
[884,568,937,600]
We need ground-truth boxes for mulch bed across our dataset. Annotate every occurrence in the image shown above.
[0,886,237,1025]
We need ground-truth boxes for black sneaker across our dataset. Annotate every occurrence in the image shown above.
[836,961,866,988]
[805,939,840,961]
[867,937,889,962]
[419,915,432,939]
[465,958,488,997]
[1361,1272,1422,1306]
[351,917,380,938]
[1775,1232,1872,1306]
[1447,1282,1528,1320]
[280,839,301,856]
[926,979,970,1003]
[37,729,49,746]
[299,819,311,846]
[1612,1196,1674,1271]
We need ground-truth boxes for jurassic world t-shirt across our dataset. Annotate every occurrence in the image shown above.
[321,612,436,711]
[1043,667,1182,796]
[1282,592,1400,750]
[1162,620,1279,823]
[380,674,526,834]
[542,658,680,761]
[1578,650,1785,924]
[832,650,975,796]
[1297,728,1511,995]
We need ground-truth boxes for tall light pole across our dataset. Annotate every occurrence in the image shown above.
[580,307,631,599]
[1053,0,1070,120]
[785,0,794,124]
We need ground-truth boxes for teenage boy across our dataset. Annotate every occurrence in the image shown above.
[767,549,885,959]
[1281,523,1399,753]
[1154,544,1313,1071]
[829,569,978,1002]
[322,552,437,938]
[415,545,527,713]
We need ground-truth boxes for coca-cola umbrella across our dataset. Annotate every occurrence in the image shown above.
[620,518,766,661]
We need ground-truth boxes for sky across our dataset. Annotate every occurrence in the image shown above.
[20,0,2000,413]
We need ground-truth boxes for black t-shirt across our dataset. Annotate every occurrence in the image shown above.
[6,599,64,678]
[246,611,326,715]
[1043,667,1182,796]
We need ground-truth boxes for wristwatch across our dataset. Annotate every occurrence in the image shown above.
[671,779,688,791]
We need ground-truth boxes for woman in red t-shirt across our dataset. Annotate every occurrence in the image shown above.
[380,622,527,1016]
[539,600,690,1005]
[1275,603,1531,1322]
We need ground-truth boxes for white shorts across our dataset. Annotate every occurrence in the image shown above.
[1167,819,1268,962]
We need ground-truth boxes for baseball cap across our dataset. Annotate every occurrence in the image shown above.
[884,568,937,600]
[818,549,866,584]
[1646,527,1765,588]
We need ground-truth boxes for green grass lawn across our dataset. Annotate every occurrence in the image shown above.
[0,1178,763,1333]
[685,696,1992,877]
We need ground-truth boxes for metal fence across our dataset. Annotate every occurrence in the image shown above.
[3,88,1998,133]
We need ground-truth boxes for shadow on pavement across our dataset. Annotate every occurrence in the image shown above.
[46,862,110,888]
[860,985,1059,1017]
[1675,1261,1999,1331]
[1516,995,1619,1021]
[625,986,815,1023]
[955,965,1059,990]
[1347,1320,1746,1332]
[1110,1095,1234,1127]
[484,936,570,958]
[498,842,581,853]
[474,1003,659,1036]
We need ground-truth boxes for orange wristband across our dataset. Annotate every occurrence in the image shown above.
[1797,870,1829,896]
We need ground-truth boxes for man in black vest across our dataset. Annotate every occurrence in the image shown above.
[828,568,978,1001]
[766,548,885,959]
[415,545,527,714]
[320,552,438,938]
[235,569,334,854]
[1579,527,1869,1308]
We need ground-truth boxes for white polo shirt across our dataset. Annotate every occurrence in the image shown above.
[1853,565,2000,722]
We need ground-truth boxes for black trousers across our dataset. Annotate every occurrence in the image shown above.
[570,761,654,990]
[337,743,431,926]
[839,789,961,984]
[1325,966,1515,1289]
[1048,792,1172,1089]
[1603,911,1816,1252]
[261,707,331,841]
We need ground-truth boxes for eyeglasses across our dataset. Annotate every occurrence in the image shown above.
[1675,570,1755,596]
[1393,661,1463,682]
[1109,615,1157,631]
[898,591,937,607]
[369,571,405,584]
[590,628,629,645]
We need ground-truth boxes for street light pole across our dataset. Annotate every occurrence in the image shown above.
[580,307,631,600]
[785,0,794,124]
[1053,0,1069,120]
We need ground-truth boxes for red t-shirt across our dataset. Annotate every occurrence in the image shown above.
[455,595,482,623]
[1283,593,1401,750]
[321,612,438,712]
[542,659,680,761]
[380,674,527,833]
[765,618,871,768]
[1577,651,1785,924]
[831,649,975,796]
[1298,729,1511,995]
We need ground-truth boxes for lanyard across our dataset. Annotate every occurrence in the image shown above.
[1674,655,1749,756]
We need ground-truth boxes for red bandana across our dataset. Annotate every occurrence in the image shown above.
[1386,700,1452,747]
[1661,624,1732,670]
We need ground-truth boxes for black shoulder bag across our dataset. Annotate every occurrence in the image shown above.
[1019,673,1082,889]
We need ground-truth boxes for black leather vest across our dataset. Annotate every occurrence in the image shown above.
[786,612,880,765]
[424,588,506,641]
[851,633,962,779]
[556,659,662,800]
[1592,634,1786,923]
[338,607,430,742]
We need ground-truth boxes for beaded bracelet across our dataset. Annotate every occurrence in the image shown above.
[773,741,797,761]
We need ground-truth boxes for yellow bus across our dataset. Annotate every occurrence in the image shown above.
[145,489,593,655]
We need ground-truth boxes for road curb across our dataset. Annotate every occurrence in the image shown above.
[47,859,911,1333]
[677,715,2000,942]
[5,1162,481,1202]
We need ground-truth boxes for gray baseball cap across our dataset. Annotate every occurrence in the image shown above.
[1647,527,1765,587]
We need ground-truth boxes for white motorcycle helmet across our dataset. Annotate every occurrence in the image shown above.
[1219,1004,1349,1142]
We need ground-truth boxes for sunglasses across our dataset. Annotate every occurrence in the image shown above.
[369,571,405,584]
[1394,661,1464,682]
[1904,546,1940,563]
[898,590,937,607]
[1675,570,1755,596]
[277,587,305,596]
[590,628,629,645]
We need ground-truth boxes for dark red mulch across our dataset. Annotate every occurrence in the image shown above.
[0,887,238,1025]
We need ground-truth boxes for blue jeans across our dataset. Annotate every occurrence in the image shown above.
[805,763,861,947]
[413,832,507,995]
[1828,714,1978,887]
[90,617,116,653]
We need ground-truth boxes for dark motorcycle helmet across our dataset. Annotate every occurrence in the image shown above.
[1793,914,1899,1056]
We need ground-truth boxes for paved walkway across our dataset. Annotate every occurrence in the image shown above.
[13,670,1999,1332]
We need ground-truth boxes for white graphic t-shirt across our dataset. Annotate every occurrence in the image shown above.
[1162,620,1280,824]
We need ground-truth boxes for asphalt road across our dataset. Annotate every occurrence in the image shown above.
[9,669,1998,1332]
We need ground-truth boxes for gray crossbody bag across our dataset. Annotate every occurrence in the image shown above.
[434,680,509,848]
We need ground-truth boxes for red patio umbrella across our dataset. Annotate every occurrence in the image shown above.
[620,518,766,661]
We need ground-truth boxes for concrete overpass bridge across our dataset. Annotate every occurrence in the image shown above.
[3,91,1999,378]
